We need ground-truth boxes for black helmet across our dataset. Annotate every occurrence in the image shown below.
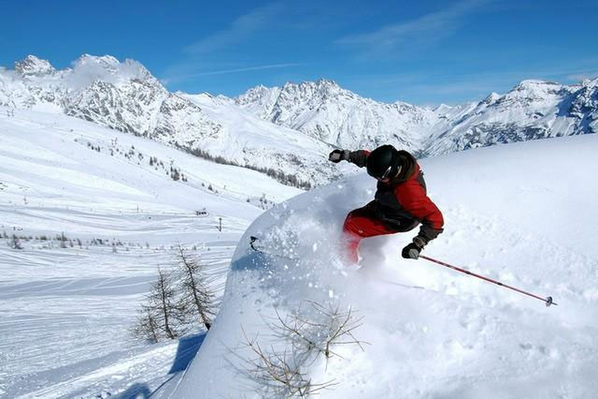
[366,145,402,180]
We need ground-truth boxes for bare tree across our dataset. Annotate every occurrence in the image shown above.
[134,245,217,342]
[241,329,337,398]
[272,301,367,366]
[240,300,366,397]
[58,232,68,248]
[175,245,215,330]
[134,267,183,341]
[132,304,160,343]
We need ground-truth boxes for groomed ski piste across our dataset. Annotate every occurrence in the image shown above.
[171,134,598,398]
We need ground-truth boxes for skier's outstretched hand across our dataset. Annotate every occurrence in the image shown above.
[329,149,350,163]
[402,237,426,259]
[402,243,421,259]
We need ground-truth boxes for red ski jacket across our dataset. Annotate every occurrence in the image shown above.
[350,150,444,242]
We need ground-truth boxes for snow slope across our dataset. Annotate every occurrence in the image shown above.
[0,56,338,188]
[181,93,339,186]
[172,135,598,398]
[0,108,300,398]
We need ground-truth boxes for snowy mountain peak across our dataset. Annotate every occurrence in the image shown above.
[74,54,120,69]
[508,79,565,99]
[480,92,501,105]
[14,55,56,76]
[581,77,598,88]
[311,78,342,92]
[236,78,436,151]
[70,54,160,86]
[433,103,453,113]
[280,78,345,100]
[235,84,276,103]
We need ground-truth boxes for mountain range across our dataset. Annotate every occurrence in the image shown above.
[1,55,596,185]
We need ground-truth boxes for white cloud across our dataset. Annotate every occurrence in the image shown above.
[184,3,285,55]
[165,63,301,84]
[162,3,294,85]
[337,0,492,53]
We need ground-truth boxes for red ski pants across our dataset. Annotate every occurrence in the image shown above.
[342,205,399,263]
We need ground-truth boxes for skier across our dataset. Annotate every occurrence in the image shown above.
[329,145,444,263]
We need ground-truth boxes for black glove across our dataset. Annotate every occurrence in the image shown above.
[328,149,350,163]
[401,236,427,259]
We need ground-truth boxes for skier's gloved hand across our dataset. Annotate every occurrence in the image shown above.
[401,236,427,259]
[329,149,350,163]
[402,243,421,259]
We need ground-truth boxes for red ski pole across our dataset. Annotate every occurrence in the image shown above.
[419,255,557,307]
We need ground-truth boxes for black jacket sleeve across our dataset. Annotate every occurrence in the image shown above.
[348,150,369,168]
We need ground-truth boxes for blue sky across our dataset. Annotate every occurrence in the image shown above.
[1,0,597,105]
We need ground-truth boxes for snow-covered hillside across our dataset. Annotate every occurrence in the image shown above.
[0,56,337,188]
[3,55,597,190]
[0,108,300,397]
[171,135,598,398]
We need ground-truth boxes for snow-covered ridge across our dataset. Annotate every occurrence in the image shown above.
[2,55,597,187]
[236,76,598,157]
[423,77,598,155]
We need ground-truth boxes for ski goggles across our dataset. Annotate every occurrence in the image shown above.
[377,164,402,181]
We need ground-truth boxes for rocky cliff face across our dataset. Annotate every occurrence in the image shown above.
[235,79,437,153]
[423,79,598,155]
[0,55,220,140]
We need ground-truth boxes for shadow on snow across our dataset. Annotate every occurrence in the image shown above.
[114,332,207,398]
